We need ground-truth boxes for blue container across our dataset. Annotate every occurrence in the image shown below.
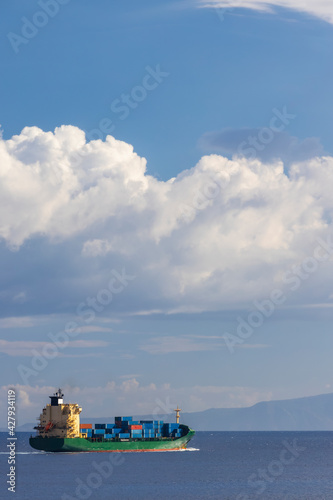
[105,424,115,429]
[123,417,132,421]
[119,433,130,438]
[140,420,153,424]
[94,429,105,435]
[104,434,113,439]
[95,424,106,429]
[112,428,121,434]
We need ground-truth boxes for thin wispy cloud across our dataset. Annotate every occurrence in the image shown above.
[79,325,113,334]
[0,316,35,329]
[141,336,227,354]
[198,0,333,24]
[0,339,109,357]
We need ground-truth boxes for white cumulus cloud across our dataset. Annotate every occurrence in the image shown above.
[1,125,333,313]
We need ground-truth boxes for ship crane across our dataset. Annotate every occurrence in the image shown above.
[174,406,182,424]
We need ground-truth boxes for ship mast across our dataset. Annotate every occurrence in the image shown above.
[174,405,182,424]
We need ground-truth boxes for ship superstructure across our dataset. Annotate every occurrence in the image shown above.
[34,388,82,439]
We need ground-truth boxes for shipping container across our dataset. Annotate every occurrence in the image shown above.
[80,424,92,429]
[104,434,113,439]
[94,429,105,435]
[119,433,130,438]
[95,424,106,429]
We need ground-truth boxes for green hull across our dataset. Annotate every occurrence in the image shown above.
[29,427,195,453]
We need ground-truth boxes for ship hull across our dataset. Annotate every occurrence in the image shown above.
[29,428,195,453]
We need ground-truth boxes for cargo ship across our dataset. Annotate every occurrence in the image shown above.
[29,389,195,452]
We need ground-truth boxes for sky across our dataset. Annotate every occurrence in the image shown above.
[1,0,333,425]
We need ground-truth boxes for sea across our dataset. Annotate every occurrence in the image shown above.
[1,431,333,499]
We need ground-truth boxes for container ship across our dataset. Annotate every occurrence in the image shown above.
[29,389,195,452]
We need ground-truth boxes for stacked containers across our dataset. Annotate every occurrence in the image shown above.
[162,423,182,438]
[139,420,165,438]
[80,424,93,438]
[129,424,142,437]
[82,417,181,440]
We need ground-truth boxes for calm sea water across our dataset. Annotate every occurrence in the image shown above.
[1,432,333,499]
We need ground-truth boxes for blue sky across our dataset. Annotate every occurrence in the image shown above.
[1,0,333,424]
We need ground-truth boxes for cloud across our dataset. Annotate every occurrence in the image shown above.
[141,335,268,354]
[79,325,113,334]
[0,316,35,329]
[198,0,333,24]
[141,336,226,354]
[199,128,324,166]
[2,125,333,315]
[0,339,108,357]
[0,125,148,248]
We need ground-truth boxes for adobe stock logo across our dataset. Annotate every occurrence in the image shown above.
[7,0,71,54]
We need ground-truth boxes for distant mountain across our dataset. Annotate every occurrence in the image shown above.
[179,392,333,431]
[6,393,333,432]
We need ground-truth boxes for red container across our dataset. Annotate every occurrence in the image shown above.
[80,424,92,429]
[129,425,142,430]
